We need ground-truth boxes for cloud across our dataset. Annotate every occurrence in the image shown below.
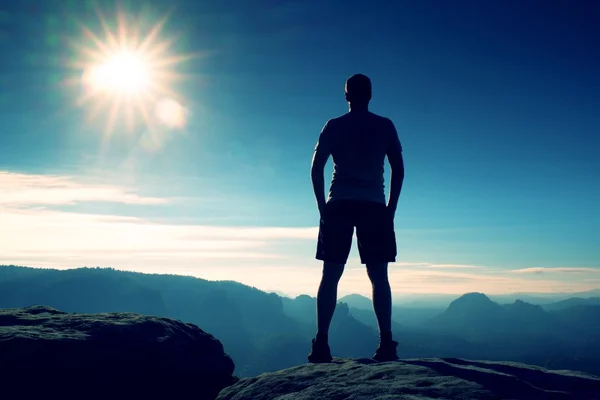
[179,226,318,241]
[430,263,485,269]
[394,262,485,269]
[2,170,598,297]
[0,170,320,268]
[0,171,166,206]
[330,266,598,297]
[510,267,600,275]
[0,206,317,263]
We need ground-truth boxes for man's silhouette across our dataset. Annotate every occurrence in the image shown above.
[309,74,404,362]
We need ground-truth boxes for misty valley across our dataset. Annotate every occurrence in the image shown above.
[1,265,599,378]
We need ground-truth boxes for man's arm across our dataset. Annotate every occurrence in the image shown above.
[311,122,331,216]
[386,120,404,216]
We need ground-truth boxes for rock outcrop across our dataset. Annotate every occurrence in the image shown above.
[217,357,600,400]
[4,305,600,400]
[0,306,236,400]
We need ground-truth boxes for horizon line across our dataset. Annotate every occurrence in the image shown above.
[2,264,599,299]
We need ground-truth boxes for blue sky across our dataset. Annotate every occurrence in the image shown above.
[0,0,598,296]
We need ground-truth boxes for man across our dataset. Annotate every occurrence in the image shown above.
[308,73,405,363]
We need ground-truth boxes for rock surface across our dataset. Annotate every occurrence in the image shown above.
[5,305,600,400]
[0,306,236,400]
[217,357,600,400]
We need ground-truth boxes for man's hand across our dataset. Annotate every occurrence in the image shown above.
[386,205,396,222]
[318,202,327,220]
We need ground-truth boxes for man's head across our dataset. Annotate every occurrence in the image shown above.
[345,74,372,106]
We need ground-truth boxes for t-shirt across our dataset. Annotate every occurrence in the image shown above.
[313,110,403,204]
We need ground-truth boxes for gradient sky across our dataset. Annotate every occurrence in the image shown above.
[1,0,599,297]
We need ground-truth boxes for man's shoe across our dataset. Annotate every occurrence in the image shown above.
[373,340,399,361]
[308,338,333,363]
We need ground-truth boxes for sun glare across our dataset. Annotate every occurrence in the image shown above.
[85,52,149,94]
[64,6,198,140]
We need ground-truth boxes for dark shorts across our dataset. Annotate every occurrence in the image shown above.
[316,200,397,265]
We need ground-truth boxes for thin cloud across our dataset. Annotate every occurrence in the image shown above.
[4,250,281,261]
[431,263,485,269]
[393,262,485,269]
[0,207,316,258]
[0,171,166,206]
[0,171,320,267]
[179,226,318,241]
[510,267,600,275]
[394,262,432,267]
[329,267,598,297]
[2,170,598,296]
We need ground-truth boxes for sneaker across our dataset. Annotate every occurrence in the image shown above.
[308,337,333,363]
[373,340,399,361]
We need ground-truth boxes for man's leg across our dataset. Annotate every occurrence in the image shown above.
[311,201,353,362]
[316,261,345,340]
[366,263,392,343]
[357,202,398,360]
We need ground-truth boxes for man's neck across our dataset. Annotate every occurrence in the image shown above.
[349,104,369,113]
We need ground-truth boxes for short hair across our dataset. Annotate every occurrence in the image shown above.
[345,74,372,101]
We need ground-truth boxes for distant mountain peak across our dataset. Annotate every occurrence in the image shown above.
[340,293,371,301]
[463,292,489,298]
[512,299,538,307]
[452,292,493,304]
[506,299,545,313]
[445,292,501,315]
[339,293,372,310]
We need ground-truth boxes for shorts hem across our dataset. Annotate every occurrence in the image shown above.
[316,255,349,264]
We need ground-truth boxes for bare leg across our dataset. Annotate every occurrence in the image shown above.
[366,262,392,342]
[316,262,345,340]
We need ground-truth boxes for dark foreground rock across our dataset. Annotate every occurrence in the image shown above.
[217,357,600,400]
[0,306,236,400]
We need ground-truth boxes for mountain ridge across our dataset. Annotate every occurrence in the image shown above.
[2,265,600,377]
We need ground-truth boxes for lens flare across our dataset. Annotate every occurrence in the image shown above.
[63,5,199,143]
[155,97,187,129]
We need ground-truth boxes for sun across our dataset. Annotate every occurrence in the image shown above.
[84,51,150,94]
[64,5,198,140]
